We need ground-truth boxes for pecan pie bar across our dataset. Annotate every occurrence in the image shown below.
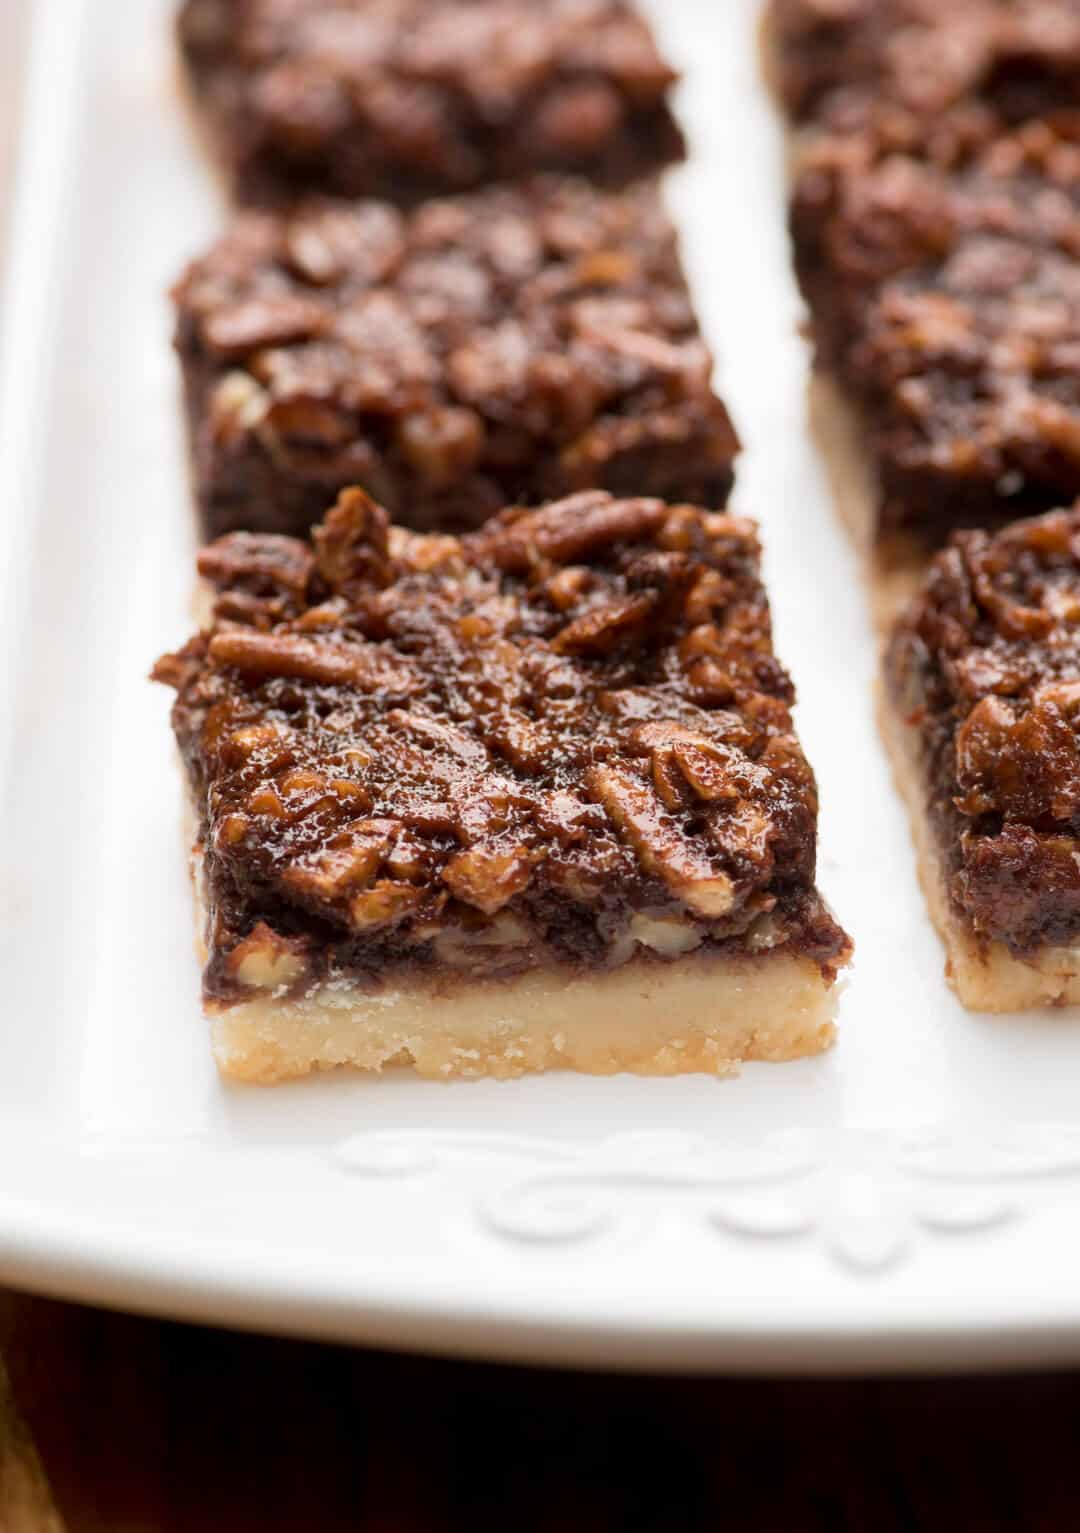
[173,180,739,542]
[153,488,851,1082]
[793,116,1080,617]
[764,0,1080,135]
[884,504,1080,1010]
[177,0,685,205]
[763,1,1080,619]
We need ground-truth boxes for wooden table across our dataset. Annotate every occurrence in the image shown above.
[4,1288,1080,1531]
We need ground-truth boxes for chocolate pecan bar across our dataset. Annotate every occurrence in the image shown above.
[177,0,685,205]
[763,0,1080,619]
[764,0,1080,135]
[793,117,1080,603]
[884,504,1080,1010]
[153,488,850,1082]
[173,179,740,542]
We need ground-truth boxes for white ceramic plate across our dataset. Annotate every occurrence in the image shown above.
[5,0,1080,1376]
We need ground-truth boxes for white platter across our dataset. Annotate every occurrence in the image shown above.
[5,0,1080,1376]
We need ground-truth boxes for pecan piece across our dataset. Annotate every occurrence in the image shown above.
[348,880,425,932]
[484,492,667,572]
[442,843,534,915]
[552,593,658,655]
[208,371,269,445]
[631,721,742,808]
[313,488,396,593]
[208,631,418,696]
[628,912,703,955]
[198,532,314,601]
[226,923,308,991]
[282,820,397,903]
[150,639,207,693]
[954,692,1080,821]
[226,721,296,761]
[201,295,327,358]
[386,709,492,769]
[586,763,734,918]
[534,790,606,844]
[574,321,711,391]
[394,406,485,487]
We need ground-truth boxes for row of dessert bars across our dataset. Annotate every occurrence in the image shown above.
[155,0,853,1082]
[766,0,1080,1009]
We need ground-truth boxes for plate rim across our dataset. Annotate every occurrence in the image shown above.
[5,0,1080,1378]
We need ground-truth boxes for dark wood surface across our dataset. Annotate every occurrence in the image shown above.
[4,1288,1080,1531]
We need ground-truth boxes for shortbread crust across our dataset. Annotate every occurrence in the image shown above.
[211,936,840,1083]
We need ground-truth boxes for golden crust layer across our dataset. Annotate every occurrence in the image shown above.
[210,947,840,1083]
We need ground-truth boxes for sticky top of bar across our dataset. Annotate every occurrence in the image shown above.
[155,489,849,1002]
[178,0,685,201]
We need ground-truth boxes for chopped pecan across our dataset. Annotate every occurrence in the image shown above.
[313,488,397,593]
[386,709,492,769]
[201,295,327,358]
[150,639,206,692]
[349,880,426,932]
[533,791,606,844]
[628,912,703,955]
[708,802,776,877]
[442,843,534,914]
[483,492,667,571]
[395,406,485,486]
[282,819,397,902]
[258,395,355,450]
[283,202,405,288]
[530,80,623,156]
[574,321,711,390]
[586,763,735,918]
[226,923,308,991]
[543,566,593,611]
[208,371,269,445]
[226,722,295,759]
[248,786,286,818]
[954,691,1080,821]
[209,630,418,695]
[198,532,315,601]
[631,721,742,808]
[552,593,658,655]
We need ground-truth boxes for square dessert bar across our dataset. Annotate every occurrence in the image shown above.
[173,178,740,541]
[154,488,851,1082]
[766,0,1080,618]
[764,0,1080,133]
[884,504,1080,1011]
[791,119,1080,557]
[177,0,685,205]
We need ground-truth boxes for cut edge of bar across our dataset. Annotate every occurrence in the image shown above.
[807,373,929,633]
[877,683,1080,1013]
[186,839,841,1084]
[209,947,841,1084]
